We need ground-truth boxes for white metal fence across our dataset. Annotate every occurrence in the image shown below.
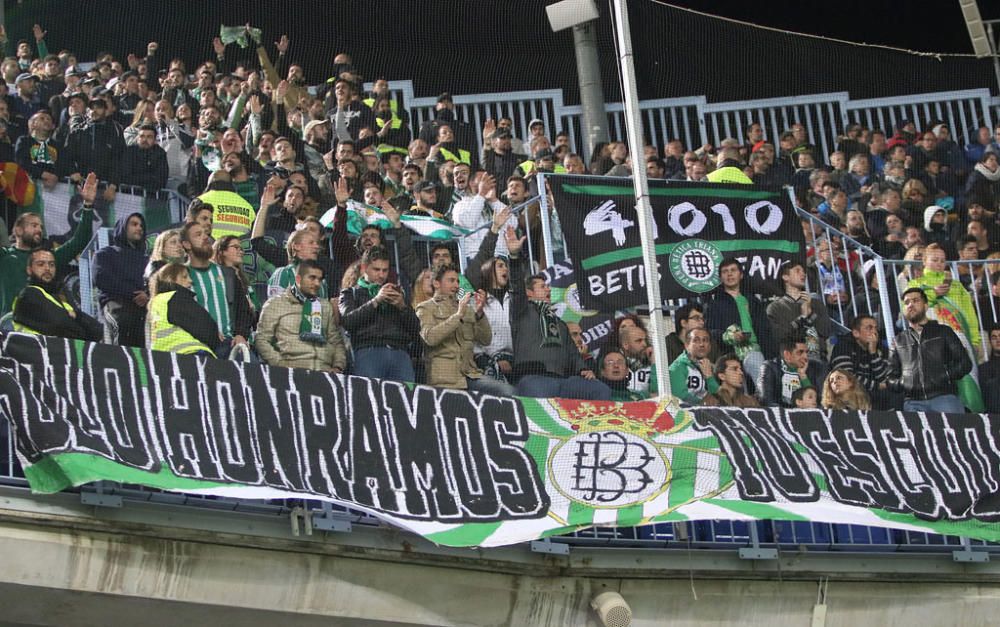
[364,80,998,162]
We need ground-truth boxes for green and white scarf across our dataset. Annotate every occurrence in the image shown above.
[292,285,325,345]
[532,300,562,348]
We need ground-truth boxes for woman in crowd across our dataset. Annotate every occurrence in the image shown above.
[213,235,259,321]
[123,99,156,145]
[821,369,871,411]
[473,254,515,388]
[143,228,186,287]
[147,263,220,357]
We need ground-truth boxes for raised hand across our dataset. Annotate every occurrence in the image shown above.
[32,24,46,42]
[482,118,496,139]
[380,200,401,227]
[0,25,7,45]
[147,41,159,56]
[459,291,473,311]
[260,182,278,209]
[477,173,496,198]
[275,79,289,102]
[79,172,98,205]
[275,35,290,55]
[491,205,512,233]
[474,290,487,315]
[334,176,350,206]
[504,226,526,256]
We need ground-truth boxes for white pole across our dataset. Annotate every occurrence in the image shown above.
[611,0,671,398]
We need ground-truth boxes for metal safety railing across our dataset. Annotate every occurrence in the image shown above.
[358,81,997,164]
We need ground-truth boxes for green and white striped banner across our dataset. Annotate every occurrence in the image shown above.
[3,335,1000,548]
[320,201,471,241]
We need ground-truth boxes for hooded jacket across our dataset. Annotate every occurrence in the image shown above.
[93,212,149,307]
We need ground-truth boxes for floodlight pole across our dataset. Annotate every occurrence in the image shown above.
[572,20,610,161]
[611,0,671,399]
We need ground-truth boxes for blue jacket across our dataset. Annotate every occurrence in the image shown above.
[93,212,149,307]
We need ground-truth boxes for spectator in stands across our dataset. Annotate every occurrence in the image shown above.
[14,110,59,188]
[482,126,525,190]
[198,170,255,239]
[213,235,258,323]
[966,152,1000,211]
[821,369,871,411]
[12,248,102,340]
[811,238,854,321]
[508,235,610,400]
[598,348,646,402]
[830,314,892,410]
[93,212,149,347]
[668,327,716,406]
[60,96,123,195]
[758,336,825,408]
[978,272,1000,330]
[266,227,330,300]
[12,73,42,121]
[0,172,97,317]
[620,325,655,398]
[152,98,194,190]
[665,302,718,364]
[417,263,512,395]
[464,213,520,389]
[767,261,832,362]
[144,228,185,286]
[705,258,775,384]
[965,126,993,166]
[454,171,515,261]
[418,93,475,164]
[907,243,981,358]
[889,288,972,413]
[791,385,818,409]
[702,354,760,408]
[180,220,250,356]
[147,263,220,357]
[980,327,1000,413]
[256,259,347,372]
[339,245,421,382]
[119,123,169,191]
[840,154,872,205]
[408,180,446,219]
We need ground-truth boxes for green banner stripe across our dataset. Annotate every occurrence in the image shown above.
[73,340,85,368]
[425,522,503,547]
[867,508,1000,542]
[668,448,698,510]
[560,184,780,200]
[130,347,149,388]
[23,453,229,494]
[616,504,645,527]
[581,239,801,271]
[568,500,596,526]
[519,398,575,437]
[704,498,809,522]
[649,510,689,523]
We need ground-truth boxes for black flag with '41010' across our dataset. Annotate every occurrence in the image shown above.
[546,174,806,312]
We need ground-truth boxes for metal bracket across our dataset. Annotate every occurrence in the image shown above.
[311,502,353,533]
[530,539,570,556]
[953,538,990,563]
[739,523,777,560]
[80,482,122,508]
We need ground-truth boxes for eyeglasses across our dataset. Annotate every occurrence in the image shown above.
[603,359,626,367]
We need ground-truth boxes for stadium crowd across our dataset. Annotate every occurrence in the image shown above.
[2,23,1000,415]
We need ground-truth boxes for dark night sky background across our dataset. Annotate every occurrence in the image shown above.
[7,0,999,102]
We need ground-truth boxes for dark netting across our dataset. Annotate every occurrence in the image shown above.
[2,1,1000,547]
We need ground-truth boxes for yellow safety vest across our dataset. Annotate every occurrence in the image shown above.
[199,189,257,240]
[364,97,402,127]
[375,116,403,130]
[149,291,216,357]
[706,166,752,184]
[439,146,471,166]
[518,161,567,176]
[12,286,74,334]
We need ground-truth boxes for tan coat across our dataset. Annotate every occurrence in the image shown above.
[416,294,491,389]
[256,289,347,372]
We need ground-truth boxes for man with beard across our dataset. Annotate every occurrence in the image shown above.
[620,325,657,398]
[220,150,259,208]
[0,172,97,317]
[181,220,251,355]
[93,212,149,347]
[481,127,524,190]
[14,109,60,189]
[301,119,330,183]
[767,261,832,360]
[12,249,101,340]
[453,169,515,262]
[830,314,894,410]
[60,97,123,199]
[889,288,971,413]
[120,124,169,191]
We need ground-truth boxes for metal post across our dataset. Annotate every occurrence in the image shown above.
[572,20,609,161]
[986,22,1000,100]
[611,0,671,398]
[537,174,557,268]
